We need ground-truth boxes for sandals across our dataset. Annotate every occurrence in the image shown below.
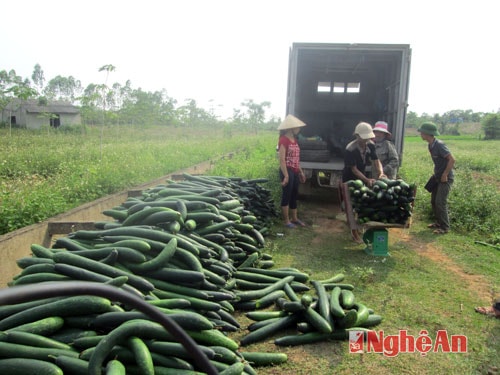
[292,219,306,227]
[285,220,306,229]
[433,228,448,234]
[428,222,448,234]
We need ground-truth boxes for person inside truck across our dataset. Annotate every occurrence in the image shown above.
[372,121,399,179]
[277,114,307,228]
[342,122,386,188]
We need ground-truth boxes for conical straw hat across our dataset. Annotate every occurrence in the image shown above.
[277,114,306,130]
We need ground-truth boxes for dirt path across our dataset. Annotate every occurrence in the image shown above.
[393,227,493,302]
[302,194,493,302]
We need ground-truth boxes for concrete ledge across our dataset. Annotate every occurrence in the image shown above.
[0,157,222,288]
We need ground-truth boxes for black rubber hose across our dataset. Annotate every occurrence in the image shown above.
[0,281,219,375]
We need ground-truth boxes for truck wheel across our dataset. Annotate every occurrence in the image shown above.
[300,149,330,162]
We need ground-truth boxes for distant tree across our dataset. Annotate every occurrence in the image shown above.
[432,113,449,134]
[98,64,116,113]
[419,113,434,122]
[176,98,215,127]
[207,99,223,119]
[481,113,500,140]
[98,64,116,86]
[108,81,132,123]
[405,111,419,128]
[236,99,271,133]
[0,69,37,132]
[44,75,82,103]
[119,88,177,126]
[264,114,281,131]
[231,108,244,127]
[462,109,474,122]
[96,65,116,159]
[80,83,105,125]
[31,64,45,93]
[158,90,177,125]
[123,88,159,125]
[0,69,36,109]
[470,111,484,123]
[81,83,105,108]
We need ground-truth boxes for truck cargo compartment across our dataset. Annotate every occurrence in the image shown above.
[286,43,411,190]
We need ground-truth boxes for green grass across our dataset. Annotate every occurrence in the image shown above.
[0,125,498,374]
[401,136,500,242]
[212,134,500,375]
[229,201,499,374]
[0,126,278,234]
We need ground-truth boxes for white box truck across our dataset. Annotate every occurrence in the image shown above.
[286,43,412,195]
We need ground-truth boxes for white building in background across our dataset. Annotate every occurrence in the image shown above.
[1,99,81,129]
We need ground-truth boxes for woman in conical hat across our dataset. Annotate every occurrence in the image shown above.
[277,115,307,228]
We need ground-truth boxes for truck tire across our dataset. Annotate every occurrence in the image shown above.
[300,149,330,162]
[298,139,328,150]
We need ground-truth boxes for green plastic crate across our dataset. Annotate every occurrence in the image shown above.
[363,228,389,256]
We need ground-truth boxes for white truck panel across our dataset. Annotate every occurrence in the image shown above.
[286,43,412,191]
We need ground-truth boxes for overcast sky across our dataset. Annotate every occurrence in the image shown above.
[1,0,499,119]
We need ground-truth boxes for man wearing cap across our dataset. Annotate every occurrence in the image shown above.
[373,121,399,179]
[277,114,307,228]
[342,122,386,188]
[418,122,455,234]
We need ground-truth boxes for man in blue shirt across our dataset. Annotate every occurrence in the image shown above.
[418,122,455,234]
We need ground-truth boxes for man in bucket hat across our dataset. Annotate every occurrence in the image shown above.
[373,121,399,179]
[277,114,307,228]
[418,122,455,234]
[342,122,386,188]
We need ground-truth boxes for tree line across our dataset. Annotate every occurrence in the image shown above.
[1,64,499,138]
[0,64,280,130]
[406,109,500,140]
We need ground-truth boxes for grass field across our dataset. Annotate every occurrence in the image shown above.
[0,125,498,374]
[212,133,500,374]
[0,125,278,234]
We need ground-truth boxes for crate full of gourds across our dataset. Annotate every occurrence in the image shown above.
[346,178,416,226]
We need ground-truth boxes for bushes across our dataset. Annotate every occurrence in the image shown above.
[0,187,69,233]
[481,113,500,140]
[398,137,500,242]
[417,169,500,242]
[448,170,500,238]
